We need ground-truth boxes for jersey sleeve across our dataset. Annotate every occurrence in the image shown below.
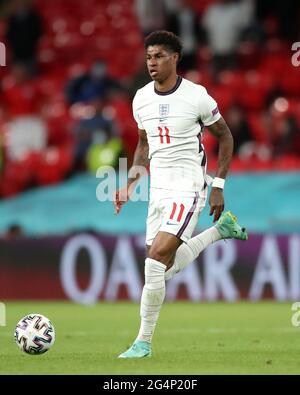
[132,91,144,130]
[198,90,221,126]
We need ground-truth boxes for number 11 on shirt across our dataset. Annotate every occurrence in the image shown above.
[158,126,170,144]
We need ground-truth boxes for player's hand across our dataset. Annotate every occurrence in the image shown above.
[209,188,224,222]
[113,184,135,215]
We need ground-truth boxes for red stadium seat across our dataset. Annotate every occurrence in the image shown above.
[1,0,299,199]
[209,85,235,113]
[35,146,72,186]
[247,113,269,143]
[238,86,266,112]
[237,41,262,70]
[259,51,290,78]
[230,157,252,172]
[273,155,300,170]
[279,68,300,97]
[0,160,33,197]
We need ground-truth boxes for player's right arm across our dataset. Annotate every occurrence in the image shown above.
[113,129,149,214]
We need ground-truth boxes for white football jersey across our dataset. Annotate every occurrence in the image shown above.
[132,76,221,191]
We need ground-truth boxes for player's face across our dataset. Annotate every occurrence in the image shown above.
[146,45,178,83]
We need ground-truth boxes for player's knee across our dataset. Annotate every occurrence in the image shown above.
[148,246,172,265]
[146,245,151,257]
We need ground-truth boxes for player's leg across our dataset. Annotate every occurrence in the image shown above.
[136,190,216,281]
[121,191,202,356]
[118,231,181,359]
[146,244,177,270]
[137,232,181,338]
[165,210,248,281]
[118,189,181,358]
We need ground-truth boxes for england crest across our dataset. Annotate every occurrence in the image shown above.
[159,104,169,117]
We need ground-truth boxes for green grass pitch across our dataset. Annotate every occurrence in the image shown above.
[0,301,299,375]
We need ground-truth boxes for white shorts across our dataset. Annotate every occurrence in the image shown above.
[146,187,207,245]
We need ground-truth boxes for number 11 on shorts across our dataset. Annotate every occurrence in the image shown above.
[170,202,185,222]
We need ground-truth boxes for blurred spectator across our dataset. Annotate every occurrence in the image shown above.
[66,60,123,105]
[272,115,300,158]
[202,0,254,76]
[125,62,151,100]
[224,104,253,157]
[0,132,4,171]
[0,0,8,17]
[237,109,273,162]
[135,0,167,37]
[1,62,47,161]
[2,223,24,240]
[237,108,300,162]
[255,0,300,42]
[73,97,120,171]
[166,0,204,71]
[5,0,43,74]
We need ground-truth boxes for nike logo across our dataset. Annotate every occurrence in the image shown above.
[166,221,178,226]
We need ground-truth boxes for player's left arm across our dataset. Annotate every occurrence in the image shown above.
[206,116,234,222]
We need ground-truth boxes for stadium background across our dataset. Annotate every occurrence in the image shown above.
[0,0,299,305]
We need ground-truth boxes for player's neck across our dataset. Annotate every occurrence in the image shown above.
[154,73,179,93]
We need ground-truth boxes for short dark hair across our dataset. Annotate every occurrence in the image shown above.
[144,30,183,62]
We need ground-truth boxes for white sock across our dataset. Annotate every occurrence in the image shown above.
[165,226,221,281]
[137,258,166,343]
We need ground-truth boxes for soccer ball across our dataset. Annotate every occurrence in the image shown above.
[14,313,55,355]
